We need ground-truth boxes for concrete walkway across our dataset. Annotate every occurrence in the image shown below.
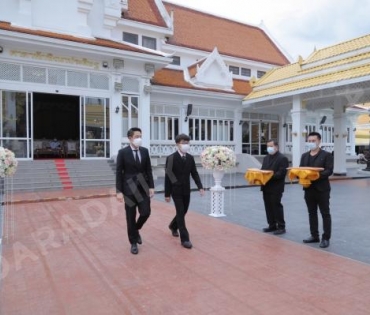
[0,166,370,314]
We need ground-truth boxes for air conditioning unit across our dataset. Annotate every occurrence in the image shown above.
[114,82,123,91]
[113,59,124,69]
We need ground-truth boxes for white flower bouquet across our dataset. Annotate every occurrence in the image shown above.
[200,146,236,170]
[0,147,18,177]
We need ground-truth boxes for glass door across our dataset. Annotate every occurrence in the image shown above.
[251,121,261,155]
[241,121,250,153]
[80,97,110,158]
[0,90,31,158]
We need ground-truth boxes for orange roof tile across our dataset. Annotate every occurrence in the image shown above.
[0,21,158,55]
[163,2,289,66]
[188,59,206,78]
[124,0,167,27]
[151,68,252,95]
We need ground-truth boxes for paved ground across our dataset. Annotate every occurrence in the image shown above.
[0,163,370,314]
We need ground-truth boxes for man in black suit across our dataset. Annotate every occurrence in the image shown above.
[300,131,333,248]
[116,127,155,255]
[261,139,289,235]
[165,134,204,249]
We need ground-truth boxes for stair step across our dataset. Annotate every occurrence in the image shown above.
[11,159,115,192]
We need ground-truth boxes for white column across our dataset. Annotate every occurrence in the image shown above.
[350,124,356,156]
[181,99,191,134]
[110,91,122,158]
[139,78,151,149]
[16,0,32,27]
[235,110,243,154]
[290,96,307,166]
[333,105,347,175]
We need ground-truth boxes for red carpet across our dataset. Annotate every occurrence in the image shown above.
[54,159,73,189]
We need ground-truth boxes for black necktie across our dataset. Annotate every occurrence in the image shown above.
[134,150,140,165]
[182,155,186,162]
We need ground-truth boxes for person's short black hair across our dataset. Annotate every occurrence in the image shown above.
[267,139,278,146]
[307,131,321,140]
[127,127,142,138]
[175,133,190,143]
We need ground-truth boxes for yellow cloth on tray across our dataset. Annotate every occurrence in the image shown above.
[245,168,274,185]
[288,168,321,188]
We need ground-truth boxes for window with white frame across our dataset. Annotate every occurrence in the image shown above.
[321,125,334,143]
[285,124,292,142]
[241,68,251,76]
[189,118,234,141]
[150,116,179,141]
[229,66,239,75]
[305,124,316,134]
[121,95,139,136]
[142,36,157,50]
[257,70,266,78]
[123,32,138,44]
[170,56,181,66]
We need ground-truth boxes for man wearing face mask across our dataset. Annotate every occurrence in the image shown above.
[260,139,289,235]
[165,134,205,249]
[116,127,155,255]
[300,131,333,248]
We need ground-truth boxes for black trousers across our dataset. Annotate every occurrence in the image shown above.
[262,191,285,229]
[169,194,191,243]
[304,189,331,240]
[124,187,151,245]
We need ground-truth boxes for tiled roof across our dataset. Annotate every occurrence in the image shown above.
[245,34,370,101]
[151,68,252,95]
[123,0,167,27]
[0,21,159,55]
[246,62,370,100]
[304,34,370,64]
[163,2,289,66]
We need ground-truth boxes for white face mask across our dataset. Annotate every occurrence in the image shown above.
[307,142,318,151]
[180,144,190,153]
[132,138,142,147]
[266,147,275,155]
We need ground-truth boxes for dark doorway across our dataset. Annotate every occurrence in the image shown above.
[33,93,79,158]
[33,93,79,139]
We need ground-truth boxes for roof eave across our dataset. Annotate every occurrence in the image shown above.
[0,29,172,64]
[243,74,370,108]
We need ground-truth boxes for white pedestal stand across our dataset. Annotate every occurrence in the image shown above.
[209,169,226,217]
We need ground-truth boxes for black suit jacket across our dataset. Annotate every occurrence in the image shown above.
[165,152,203,197]
[261,151,289,193]
[116,146,154,196]
[300,148,333,191]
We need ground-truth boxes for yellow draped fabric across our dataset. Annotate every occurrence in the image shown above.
[287,167,323,188]
[245,168,274,185]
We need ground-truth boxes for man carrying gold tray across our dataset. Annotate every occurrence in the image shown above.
[246,140,289,235]
[287,167,324,188]
[298,132,333,249]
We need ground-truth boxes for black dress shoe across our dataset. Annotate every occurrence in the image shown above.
[169,226,179,237]
[262,226,277,233]
[137,233,142,245]
[181,241,192,249]
[319,239,330,248]
[273,229,286,235]
[130,243,138,255]
[303,236,320,243]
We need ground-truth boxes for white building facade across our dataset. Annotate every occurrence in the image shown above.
[0,0,361,165]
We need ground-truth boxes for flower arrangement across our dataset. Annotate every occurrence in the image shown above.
[200,146,236,170]
[0,147,18,177]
